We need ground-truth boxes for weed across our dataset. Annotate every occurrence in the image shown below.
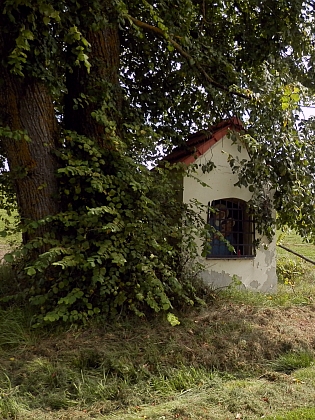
[277,257,306,284]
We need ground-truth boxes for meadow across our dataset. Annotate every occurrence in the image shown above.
[1,220,315,419]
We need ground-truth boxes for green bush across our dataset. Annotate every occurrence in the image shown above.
[13,133,205,326]
[276,257,305,284]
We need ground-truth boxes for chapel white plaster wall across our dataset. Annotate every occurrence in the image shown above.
[182,135,277,292]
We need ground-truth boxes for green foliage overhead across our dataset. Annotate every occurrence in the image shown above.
[1,0,315,323]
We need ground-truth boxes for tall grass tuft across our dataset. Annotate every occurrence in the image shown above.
[0,372,27,419]
[268,350,315,373]
[0,307,35,349]
[149,365,220,395]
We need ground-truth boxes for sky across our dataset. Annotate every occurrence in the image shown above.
[301,106,315,119]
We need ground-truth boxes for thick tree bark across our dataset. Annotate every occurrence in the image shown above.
[0,73,60,243]
[0,17,120,245]
[64,24,121,143]
[0,10,60,245]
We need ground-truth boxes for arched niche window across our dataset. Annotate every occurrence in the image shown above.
[206,198,255,259]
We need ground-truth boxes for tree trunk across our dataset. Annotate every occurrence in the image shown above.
[0,68,60,243]
[64,24,121,143]
[0,10,61,253]
[0,18,120,245]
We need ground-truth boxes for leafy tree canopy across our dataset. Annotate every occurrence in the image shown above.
[1,0,315,324]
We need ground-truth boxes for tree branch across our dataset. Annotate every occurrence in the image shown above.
[126,15,250,100]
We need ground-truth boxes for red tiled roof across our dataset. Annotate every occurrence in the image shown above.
[164,117,243,165]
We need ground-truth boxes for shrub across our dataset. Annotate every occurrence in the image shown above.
[276,257,305,284]
[13,134,205,326]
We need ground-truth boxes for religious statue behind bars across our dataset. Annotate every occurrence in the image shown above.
[208,203,235,256]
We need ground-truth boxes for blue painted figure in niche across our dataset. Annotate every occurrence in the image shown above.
[208,204,235,256]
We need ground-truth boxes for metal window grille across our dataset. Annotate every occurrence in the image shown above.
[206,198,255,258]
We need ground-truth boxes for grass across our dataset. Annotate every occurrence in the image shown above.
[277,228,315,262]
[0,308,35,349]
[1,302,315,419]
[264,407,315,420]
[268,350,315,373]
[1,229,315,418]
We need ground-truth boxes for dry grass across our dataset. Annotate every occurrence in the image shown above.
[1,296,315,419]
[1,228,315,418]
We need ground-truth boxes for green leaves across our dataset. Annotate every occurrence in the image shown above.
[281,85,300,111]
[65,26,91,72]
[39,3,61,24]
[17,132,200,326]
[167,313,180,326]
[4,254,14,264]
[26,266,36,276]
[8,26,34,76]
[2,0,315,327]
